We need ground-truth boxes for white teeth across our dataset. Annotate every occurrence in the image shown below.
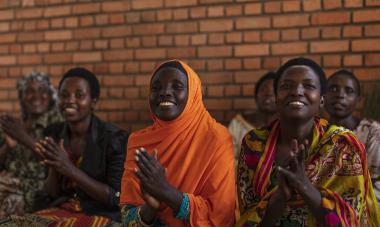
[64,107,76,113]
[159,102,174,107]
[288,101,305,107]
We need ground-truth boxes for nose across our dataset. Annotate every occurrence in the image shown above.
[336,88,345,98]
[290,84,304,96]
[159,85,173,97]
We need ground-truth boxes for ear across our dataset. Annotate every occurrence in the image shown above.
[91,98,98,111]
[320,96,324,108]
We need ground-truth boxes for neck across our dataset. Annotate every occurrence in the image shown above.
[68,115,92,137]
[256,109,278,125]
[329,114,359,130]
[279,117,315,145]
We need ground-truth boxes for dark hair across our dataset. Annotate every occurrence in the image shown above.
[274,57,327,95]
[328,69,361,96]
[153,60,187,78]
[59,67,100,99]
[254,71,276,98]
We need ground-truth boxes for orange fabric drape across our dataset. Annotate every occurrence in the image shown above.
[120,60,236,226]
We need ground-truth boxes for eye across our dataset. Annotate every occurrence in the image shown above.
[173,82,185,90]
[304,83,316,89]
[345,87,355,94]
[151,83,160,92]
[328,86,338,93]
[75,91,84,99]
[279,83,291,89]
[59,91,68,99]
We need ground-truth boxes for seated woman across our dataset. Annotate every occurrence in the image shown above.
[31,68,128,225]
[120,60,235,226]
[0,72,62,217]
[228,71,277,164]
[324,69,380,209]
[236,58,380,226]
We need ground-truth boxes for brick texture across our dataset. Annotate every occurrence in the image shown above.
[0,0,379,131]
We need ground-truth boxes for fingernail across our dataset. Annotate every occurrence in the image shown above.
[135,155,139,162]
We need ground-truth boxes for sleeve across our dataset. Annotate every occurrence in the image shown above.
[228,118,241,161]
[317,135,380,227]
[188,140,236,227]
[106,129,129,208]
[121,204,165,227]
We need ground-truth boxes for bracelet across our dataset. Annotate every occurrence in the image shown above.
[175,193,190,221]
[137,206,154,227]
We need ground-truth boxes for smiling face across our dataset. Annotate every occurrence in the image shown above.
[324,74,359,119]
[22,81,51,118]
[149,67,188,121]
[256,79,276,114]
[276,66,322,121]
[58,77,96,123]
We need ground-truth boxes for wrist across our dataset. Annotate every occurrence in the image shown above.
[140,204,158,224]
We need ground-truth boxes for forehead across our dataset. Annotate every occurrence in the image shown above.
[328,74,357,88]
[60,77,90,90]
[151,67,188,83]
[26,80,48,89]
[280,65,319,83]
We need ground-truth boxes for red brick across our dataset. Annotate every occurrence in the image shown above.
[204,99,232,110]
[225,59,242,70]
[187,59,206,71]
[366,0,380,6]
[0,34,15,43]
[243,31,260,43]
[208,33,224,45]
[44,53,72,64]
[225,85,241,96]
[344,0,363,8]
[37,20,49,30]
[80,16,94,27]
[73,52,101,62]
[173,9,188,20]
[17,54,42,65]
[235,44,269,57]
[365,54,380,66]
[9,44,21,54]
[354,68,380,81]
[343,26,362,37]
[132,0,163,10]
[37,43,50,53]
[135,75,150,86]
[207,59,223,71]
[103,50,133,61]
[141,11,156,22]
[159,35,173,46]
[354,9,380,22]
[190,7,206,18]
[52,42,65,52]
[102,1,130,12]
[281,29,300,41]
[312,12,350,25]
[65,17,79,28]
[45,30,72,41]
[200,72,233,84]
[126,37,141,48]
[0,10,14,21]
[136,48,166,60]
[311,41,349,53]
[244,3,262,15]
[233,99,256,109]
[235,71,264,83]
[226,32,242,44]
[51,18,64,28]
[126,12,140,23]
[301,28,320,40]
[140,61,157,73]
[102,26,132,37]
[207,86,224,97]
[352,39,380,52]
[0,56,16,65]
[109,13,125,24]
[283,0,301,12]
[125,62,140,73]
[156,9,171,21]
[165,0,197,7]
[17,32,44,42]
[167,47,196,58]
[344,55,362,66]
[323,55,342,67]
[263,57,281,69]
[166,22,197,33]
[199,0,233,3]
[264,1,281,13]
[23,44,37,53]
[303,0,321,11]
[134,24,165,36]
[124,88,139,98]
[44,6,71,17]
[72,3,101,14]
[262,31,280,42]
[142,36,157,47]
[16,8,43,19]
[191,34,206,45]
[200,20,233,32]
[74,28,100,39]
[273,14,309,28]
[243,58,261,69]
[226,5,242,16]
[199,46,232,57]
[103,76,133,86]
[174,35,190,46]
[207,6,224,17]
[94,40,108,50]
[321,27,341,39]
[99,100,131,110]
[272,42,307,55]
[236,17,270,29]
[365,25,380,37]
[0,102,13,111]
[323,0,342,9]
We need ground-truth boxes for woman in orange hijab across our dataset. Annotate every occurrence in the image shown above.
[120,60,236,226]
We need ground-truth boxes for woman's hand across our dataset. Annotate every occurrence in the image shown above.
[4,134,17,149]
[277,139,311,195]
[0,114,28,144]
[35,137,76,177]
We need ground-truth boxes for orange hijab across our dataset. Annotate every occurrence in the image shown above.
[120,60,235,226]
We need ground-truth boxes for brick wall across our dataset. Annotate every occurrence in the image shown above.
[0,0,379,132]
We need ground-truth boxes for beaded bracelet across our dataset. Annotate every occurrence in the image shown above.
[175,193,190,221]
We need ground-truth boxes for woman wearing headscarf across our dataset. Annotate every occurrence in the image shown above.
[120,60,236,226]
[324,69,380,209]
[28,68,128,226]
[0,72,62,217]
[236,58,380,226]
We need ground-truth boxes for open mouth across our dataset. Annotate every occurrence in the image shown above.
[287,101,306,108]
[63,107,77,114]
